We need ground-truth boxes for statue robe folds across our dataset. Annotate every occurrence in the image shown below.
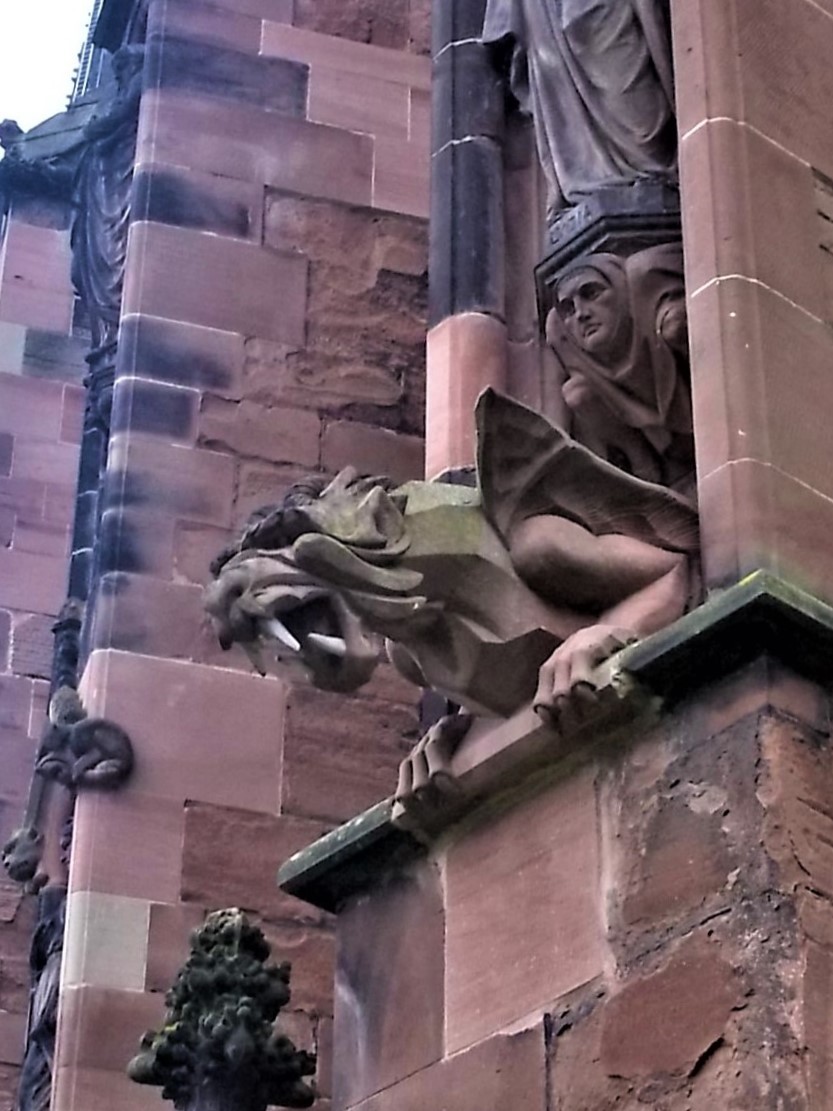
[482,0,677,210]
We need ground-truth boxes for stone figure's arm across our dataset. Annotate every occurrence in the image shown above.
[509,514,691,727]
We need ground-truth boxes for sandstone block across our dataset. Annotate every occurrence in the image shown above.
[145,901,206,993]
[81,649,286,813]
[110,377,200,445]
[71,791,186,905]
[320,422,423,485]
[62,891,150,992]
[334,863,444,1107]
[123,222,308,345]
[199,395,321,467]
[154,0,263,53]
[105,433,235,527]
[118,315,245,400]
[266,9,418,63]
[0,1009,25,1066]
[0,376,64,439]
[9,613,53,680]
[56,986,165,1072]
[351,1025,546,1111]
[444,767,605,1052]
[181,802,331,925]
[600,935,741,1078]
[0,550,66,616]
[139,91,374,207]
[0,435,11,478]
[282,685,418,823]
[373,136,429,218]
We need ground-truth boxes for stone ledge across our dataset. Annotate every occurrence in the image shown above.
[278,571,833,911]
[279,800,424,914]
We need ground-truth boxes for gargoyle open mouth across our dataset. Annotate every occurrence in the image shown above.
[204,550,383,693]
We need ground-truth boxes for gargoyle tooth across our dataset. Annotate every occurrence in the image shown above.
[306,633,348,658]
[262,617,301,653]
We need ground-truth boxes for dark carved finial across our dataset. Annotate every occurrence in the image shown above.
[128,909,316,1111]
[1,827,45,889]
[0,119,23,149]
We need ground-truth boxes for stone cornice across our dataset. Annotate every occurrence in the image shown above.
[278,571,833,912]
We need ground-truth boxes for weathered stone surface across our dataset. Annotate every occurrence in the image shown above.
[282,685,418,823]
[760,715,833,900]
[110,378,200,445]
[0,611,10,672]
[292,0,410,49]
[243,339,404,414]
[260,922,335,1015]
[89,573,227,664]
[71,791,186,904]
[181,802,331,925]
[320,421,423,483]
[0,435,12,479]
[56,987,165,1072]
[105,433,235,527]
[264,194,427,435]
[151,35,309,114]
[140,90,375,207]
[445,768,605,1052]
[0,376,64,440]
[351,1025,546,1111]
[173,520,233,586]
[199,395,321,468]
[12,516,70,559]
[334,863,444,1107]
[600,935,741,1079]
[233,461,311,528]
[145,901,206,994]
[133,165,265,242]
[81,650,285,812]
[123,222,309,345]
[118,315,245,400]
[308,68,409,140]
[620,795,732,929]
[9,613,54,680]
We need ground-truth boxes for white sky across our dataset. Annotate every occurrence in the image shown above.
[0,0,97,131]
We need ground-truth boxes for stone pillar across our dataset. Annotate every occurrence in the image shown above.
[51,1,431,1109]
[674,0,833,602]
[425,0,507,477]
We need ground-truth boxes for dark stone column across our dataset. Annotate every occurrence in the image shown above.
[429,0,505,326]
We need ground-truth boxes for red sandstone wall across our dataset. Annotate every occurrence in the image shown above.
[53,2,430,1108]
[331,664,833,1109]
[0,200,85,1107]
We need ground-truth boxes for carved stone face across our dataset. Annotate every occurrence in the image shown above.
[555,267,632,364]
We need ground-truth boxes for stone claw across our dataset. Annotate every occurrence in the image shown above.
[533,624,637,732]
[393,712,474,833]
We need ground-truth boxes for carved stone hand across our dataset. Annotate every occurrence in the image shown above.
[533,624,637,731]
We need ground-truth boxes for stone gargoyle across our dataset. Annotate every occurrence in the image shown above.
[206,391,698,760]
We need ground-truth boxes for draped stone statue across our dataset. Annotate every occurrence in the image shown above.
[482,0,677,221]
[71,45,144,427]
[546,242,692,490]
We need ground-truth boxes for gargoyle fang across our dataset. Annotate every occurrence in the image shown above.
[307,633,348,658]
[262,617,301,653]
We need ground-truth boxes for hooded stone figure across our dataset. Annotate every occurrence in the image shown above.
[545,242,693,491]
[482,0,677,219]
